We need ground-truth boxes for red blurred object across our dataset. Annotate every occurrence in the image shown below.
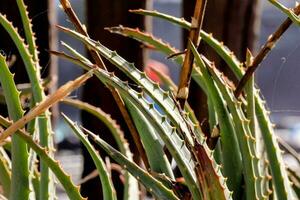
[144,60,170,83]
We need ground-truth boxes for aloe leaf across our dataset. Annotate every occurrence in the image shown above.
[188,44,242,198]
[106,26,184,64]
[203,25,294,199]
[0,55,29,199]
[0,56,25,119]
[125,10,242,75]
[61,42,198,140]
[16,0,39,61]
[261,152,273,198]
[194,142,233,200]
[123,11,294,199]
[0,79,52,105]
[244,52,271,198]
[31,167,40,200]
[59,27,197,149]
[62,113,117,200]
[0,14,44,103]
[207,96,223,164]
[55,50,203,197]
[0,116,85,200]
[148,66,199,128]
[61,41,92,64]
[226,45,295,200]
[124,98,174,178]
[81,126,179,200]
[255,99,294,199]
[129,9,191,29]
[16,1,40,148]
[245,50,255,138]
[56,46,232,200]
[0,147,11,198]
[200,25,295,199]
[92,65,233,199]
[268,0,300,26]
[61,98,139,200]
[0,13,55,199]
[88,67,201,199]
[58,42,189,180]
[200,57,264,199]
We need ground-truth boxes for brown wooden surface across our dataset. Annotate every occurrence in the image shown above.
[83,1,146,199]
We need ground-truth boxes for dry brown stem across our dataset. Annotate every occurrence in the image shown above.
[177,0,207,108]
[0,71,94,142]
[234,4,300,98]
[59,0,150,169]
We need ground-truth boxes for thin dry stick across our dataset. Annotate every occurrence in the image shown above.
[177,0,207,108]
[0,71,94,142]
[59,0,105,69]
[234,4,300,98]
[167,50,187,60]
[59,0,150,169]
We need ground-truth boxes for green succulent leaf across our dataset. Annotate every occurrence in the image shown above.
[268,0,300,26]
[124,98,174,178]
[0,12,55,199]
[62,113,117,200]
[0,116,85,200]
[0,55,29,200]
[113,10,295,199]
[61,98,139,200]
[190,44,243,199]
[83,126,180,200]
[200,52,263,199]
[0,147,11,198]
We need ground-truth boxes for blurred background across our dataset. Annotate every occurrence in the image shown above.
[1,0,300,199]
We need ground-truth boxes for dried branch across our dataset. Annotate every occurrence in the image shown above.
[59,0,105,69]
[177,0,207,108]
[0,71,94,142]
[59,0,150,169]
[167,50,187,60]
[234,4,300,98]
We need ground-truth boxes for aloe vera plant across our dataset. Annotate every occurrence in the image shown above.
[0,0,300,199]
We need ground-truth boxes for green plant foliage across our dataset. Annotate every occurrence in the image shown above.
[124,99,174,178]
[81,126,180,200]
[0,0,299,199]
[0,116,85,200]
[61,98,139,200]
[62,113,117,200]
[0,55,29,200]
[0,147,10,198]
[0,1,55,198]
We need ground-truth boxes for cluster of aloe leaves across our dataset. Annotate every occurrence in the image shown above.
[0,0,300,199]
